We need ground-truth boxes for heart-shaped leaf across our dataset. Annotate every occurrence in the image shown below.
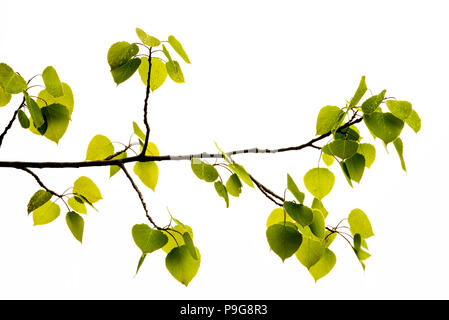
[166,245,201,286]
[364,112,404,144]
[283,201,313,226]
[266,223,302,262]
[132,224,168,254]
[303,168,335,200]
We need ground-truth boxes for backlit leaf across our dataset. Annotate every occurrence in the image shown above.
[0,63,26,94]
[357,143,376,168]
[316,106,345,135]
[393,137,406,171]
[37,82,74,115]
[405,109,421,133]
[42,66,63,97]
[134,161,159,191]
[68,196,87,214]
[349,76,367,108]
[73,176,102,203]
[107,42,139,69]
[327,139,358,159]
[386,100,412,121]
[166,245,201,286]
[344,153,365,183]
[133,121,146,141]
[27,190,52,214]
[340,161,353,187]
[287,173,305,204]
[109,151,127,178]
[364,112,404,144]
[0,86,11,107]
[136,28,161,47]
[303,168,335,200]
[168,35,191,64]
[266,223,302,262]
[86,135,114,161]
[348,208,374,238]
[66,211,84,243]
[132,224,168,253]
[308,248,336,281]
[24,91,45,129]
[228,162,254,188]
[322,153,334,166]
[18,109,30,128]
[266,208,294,228]
[311,198,328,218]
[283,201,313,227]
[40,104,70,143]
[166,60,184,83]
[296,236,325,269]
[191,158,218,182]
[162,224,193,253]
[226,173,242,197]
[182,232,198,260]
[309,209,325,239]
[361,90,386,114]
[138,57,168,91]
[32,201,60,226]
[214,181,229,208]
[111,58,141,85]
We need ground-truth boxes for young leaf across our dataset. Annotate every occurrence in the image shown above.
[42,66,63,97]
[364,112,404,144]
[357,143,376,168]
[27,190,53,214]
[393,137,406,171]
[138,57,168,91]
[296,236,325,269]
[303,168,335,200]
[322,153,334,166]
[333,126,360,141]
[361,90,386,114]
[73,176,102,203]
[266,208,295,228]
[162,224,193,253]
[309,209,325,239]
[214,181,229,208]
[24,91,45,129]
[66,211,84,243]
[0,86,11,107]
[327,139,359,159]
[135,28,161,47]
[182,232,198,260]
[32,201,60,226]
[107,42,139,69]
[0,63,27,94]
[266,223,303,262]
[68,196,87,214]
[166,60,185,83]
[86,134,114,161]
[17,109,30,128]
[132,224,168,253]
[405,109,421,133]
[348,208,374,238]
[37,82,74,115]
[168,35,191,64]
[111,58,141,85]
[165,245,201,286]
[349,76,367,108]
[344,153,365,183]
[40,103,70,143]
[162,44,172,61]
[109,151,127,178]
[226,173,242,197]
[191,158,218,182]
[287,173,305,204]
[340,161,353,187]
[311,198,328,218]
[315,106,345,135]
[228,162,254,188]
[133,161,159,191]
[386,100,412,121]
[136,253,147,275]
[283,201,313,227]
[133,121,146,141]
[308,248,337,282]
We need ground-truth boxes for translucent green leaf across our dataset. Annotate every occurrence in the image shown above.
[348,208,374,238]
[344,153,365,183]
[323,230,337,248]
[357,143,376,168]
[136,253,147,275]
[405,109,421,133]
[162,224,193,253]
[361,90,386,114]
[66,211,84,243]
[308,248,336,282]
[135,28,161,47]
[166,245,201,286]
[111,58,141,85]
[132,224,168,253]
[32,201,60,226]
[191,158,218,182]
[27,190,52,214]
[322,153,334,166]
[162,44,172,61]
[287,174,305,204]
[42,66,63,97]
[309,209,325,239]
[266,208,294,228]
[73,176,102,203]
[133,161,159,191]
[214,181,229,208]
[311,198,328,218]
[166,61,184,83]
[24,91,45,129]
[364,112,404,144]
[86,134,114,161]
[37,83,74,115]
[107,42,139,69]
[228,162,254,188]
[138,57,168,91]
[266,223,302,262]
[334,126,360,141]
[386,100,412,121]
[0,63,27,94]
[315,106,345,135]
[109,151,127,178]
[18,109,30,128]
[68,196,87,214]
[303,168,335,200]
[0,86,11,107]
[296,236,325,269]
[182,232,199,260]
[168,35,191,64]
[40,104,70,143]
[393,137,406,171]
[283,201,313,227]
[353,233,361,251]
[226,173,242,197]
[133,121,146,141]
[340,161,353,187]
[141,142,159,157]
[349,76,367,108]
[327,139,358,159]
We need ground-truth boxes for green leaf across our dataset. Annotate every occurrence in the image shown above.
[68,196,87,214]
[344,153,365,183]
[42,66,63,97]
[24,91,45,129]
[287,174,305,204]
[296,236,325,269]
[73,176,102,203]
[182,232,199,260]
[111,58,141,85]
[168,35,191,64]
[109,151,127,178]
[136,253,147,275]
[66,211,84,243]
[266,223,303,262]
[226,173,242,197]
[191,158,218,182]
[311,198,329,218]
[349,76,367,108]
[0,86,11,107]
[334,126,360,141]
[132,224,168,253]
[327,139,358,159]
[107,42,139,69]
[308,248,336,282]
[86,134,114,161]
[386,100,412,121]
[138,57,168,91]
[361,90,386,114]
[393,137,406,171]
[0,63,27,94]
[405,109,421,133]
[135,28,161,47]
[18,109,30,128]
[340,161,353,187]
[166,61,185,83]
[40,104,70,143]
[32,201,60,226]
[303,168,335,200]
[37,82,74,115]
[348,208,374,238]
[214,181,229,208]
[364,112,404,144]
[27,190,53,214]
[166,245,201,286]
[309,209,325,239]
[133,121,146,141]
[133,161,159,191]
[322,153,334,166]
[162,44,172,61]
[266,208,294,227]
[283,201,313,227]
[323,230,337,248]
[162,224,193,253]
[315,106,345,135]
[357,143,376,168]
[228,162,254,188]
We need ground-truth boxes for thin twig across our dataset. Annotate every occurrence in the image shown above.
[0,97,25,148]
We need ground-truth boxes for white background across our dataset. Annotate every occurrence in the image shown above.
[0,0,447,299]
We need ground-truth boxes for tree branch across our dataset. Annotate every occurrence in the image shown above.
[141,48,153,157]
[0,97,25,149]
[19,167,62,198]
